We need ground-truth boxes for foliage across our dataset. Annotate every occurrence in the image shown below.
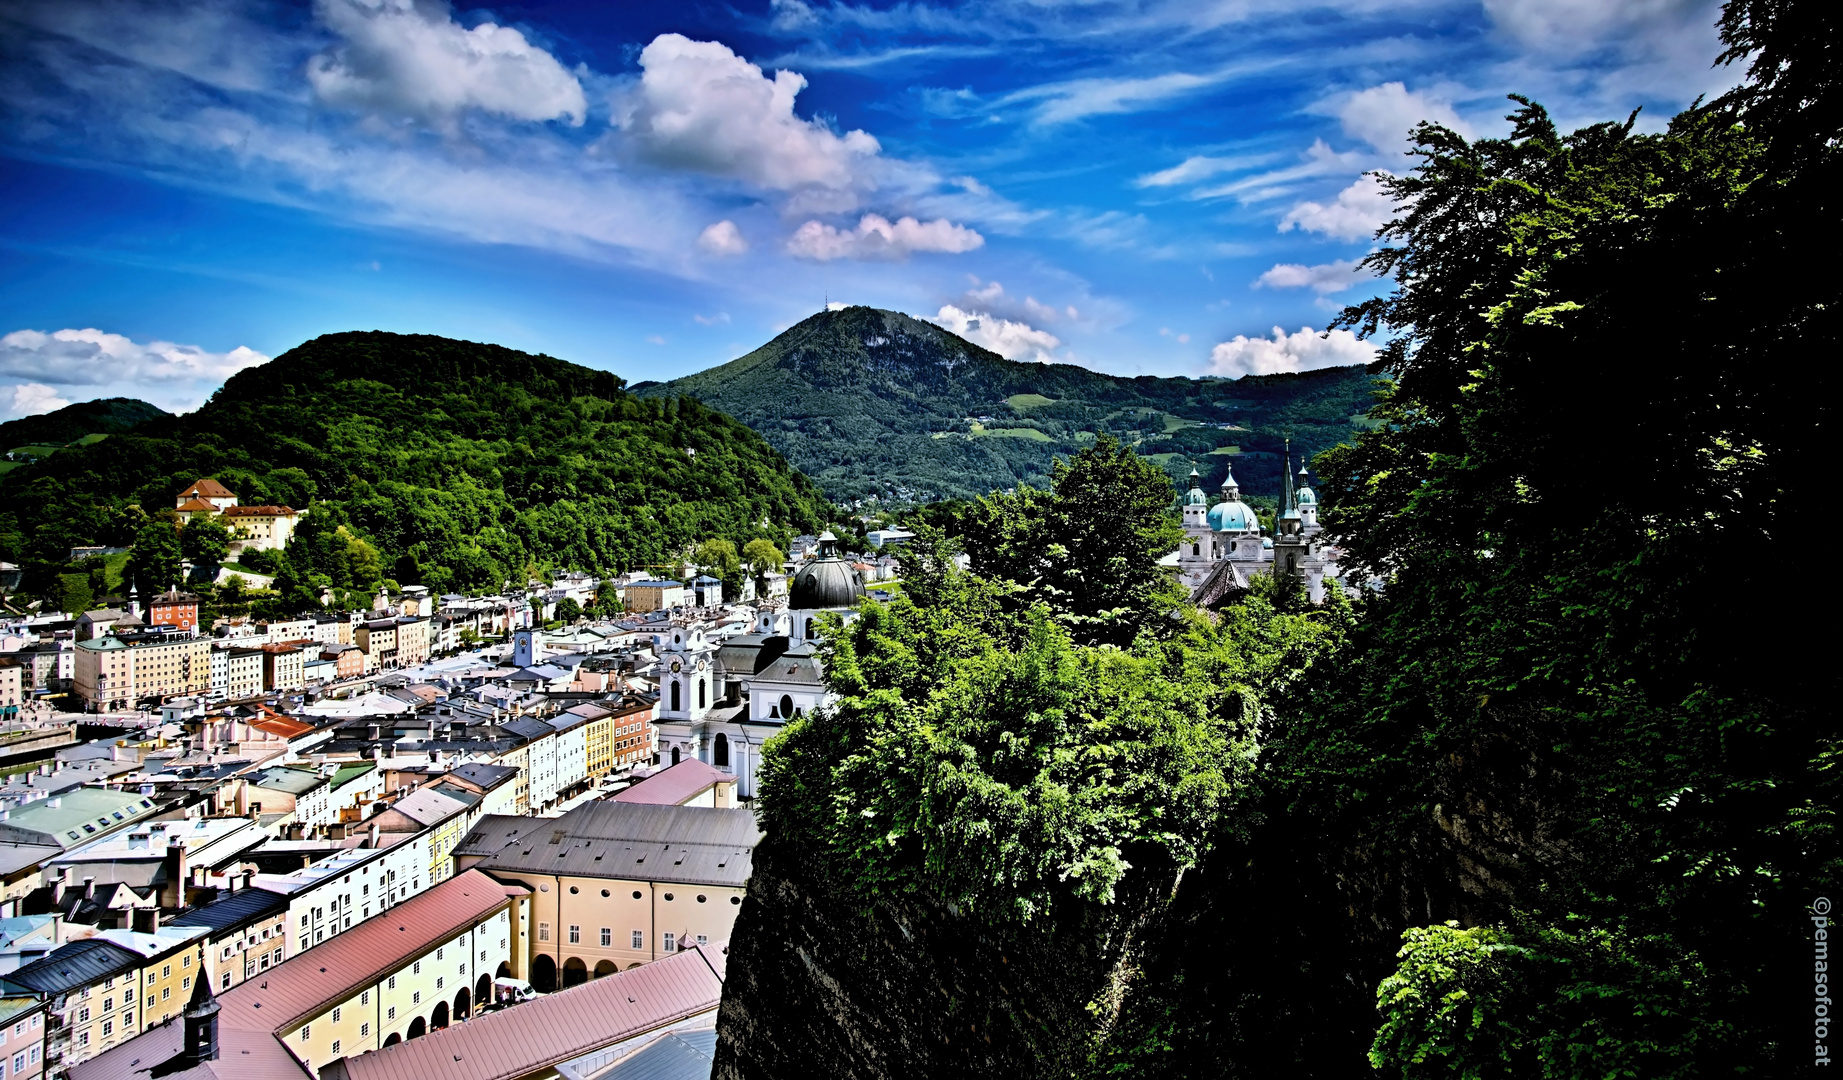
[639,306,1379,504]
[742,537,784,575]
[554,597,582,623]
[125,519,181,596]
[179,515,230,565]
[957,436,1187,647]
[0,332,832,604]
[0,397,166,450]
[588,578,622,617]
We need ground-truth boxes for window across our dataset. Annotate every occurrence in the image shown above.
[387,1007,396,1020]
[301,1026,310,1041]
[78,1032,89,1049]
[538,923,550,942]
[77,1009,90,1024]
[600,927,612,947]
[332,1008,341,1023]
[568,925,580,944]
[360,1023,369,1038]
[436,977,443,990]
[412,992,420,1005]
[360,991,369,1005]
[331,1041,341,1056]
[123,989,134,1004]
[101,1020,113,1037]
[436,947,443,960]
[413,962,421,975]
[102,998,113,1013]
[222,972,232,990]
[162,988,170,1001]
[183,955,191,968]
[696,935,708,945]
[663,933,676,953]
[388,976,397,989]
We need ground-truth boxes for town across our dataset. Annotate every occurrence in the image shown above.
[0,476,918,1080]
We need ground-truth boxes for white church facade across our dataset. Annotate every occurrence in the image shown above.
[1176,443,1341,604]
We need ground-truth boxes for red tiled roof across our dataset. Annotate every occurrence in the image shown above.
[180,478,236,499]
[250,715,314,739]
[331,943,726,1080]
[222,505,297,517]
[612,759,735,806]
[177,498,217,512]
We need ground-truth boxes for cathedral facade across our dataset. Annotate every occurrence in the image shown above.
[1175,443,1339,604]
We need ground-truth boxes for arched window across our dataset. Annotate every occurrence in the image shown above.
[697,679,706,709]
[714,732,729,767]
[670,746,681,766]
[1192,543,1199,556]
[804,618,815,640]
[669,680,681,713]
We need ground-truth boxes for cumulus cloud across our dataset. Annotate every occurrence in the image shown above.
[1279,173,1396,241]
[785,213,983,260]
[1254,258,1368,294]
[308,0,587,125]
[0,328,270,414]
[956,277,1073,325]
[698,219,749,255]
[1208,325,1377,377]
[1484,0,1705,53]
[8,383,70,419]
[617,34,882,194]
[930,305,1061,362]
[1337,82,1470,153]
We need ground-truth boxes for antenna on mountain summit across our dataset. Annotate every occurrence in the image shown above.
[823,292,828,312]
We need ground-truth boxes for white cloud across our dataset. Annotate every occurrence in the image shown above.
[955,278,1069,326]
[698,219,749,255]
[1134,153,1276,188]
[1254,258,1368,294]
[617,34,882,194]
[1208,325,1376,377]
[930,305,1061,362]
[8,383,71,419]
[1279,173,1396,240]
[1483,0,1705,53]
[693,312,731,325]
[1336,82,1469,153]
[308,0,587,126]
[785,214,983,260]
[0,328,271,414]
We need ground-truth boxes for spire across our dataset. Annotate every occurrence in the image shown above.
[1220,463,1240,497]
[1278,438,1298,520]
[183,971,221,1063]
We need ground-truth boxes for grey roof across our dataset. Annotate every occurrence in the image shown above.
[712,635,788,679]
[0,842,60,878]
[168,887,290,933]
[448,762,518,791]
[8,937,141,994]
[452,814,530,859]
[249,765,326,795]
[472,803,760,889]
[595,1028,717,1080]
[749,643,825,688]
[501,716,557,742]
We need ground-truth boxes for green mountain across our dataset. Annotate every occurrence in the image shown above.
[0,397,168,453]
[0,332,829,598]
[635,306,1381,504]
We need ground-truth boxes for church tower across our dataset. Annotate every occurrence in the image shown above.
[1177,468,1215,588]
[1272,439,1309,588]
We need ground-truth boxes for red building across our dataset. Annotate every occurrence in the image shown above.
[147,589,201,634]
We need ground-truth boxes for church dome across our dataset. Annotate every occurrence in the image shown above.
[1296,486,1317,507]
[1183,468,1209,507]
[790,531,867,610]
[1207,499,1259,533]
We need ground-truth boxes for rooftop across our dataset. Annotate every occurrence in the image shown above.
[611,759,736,807]
[470,803,760,889]
[328,943,725,1080]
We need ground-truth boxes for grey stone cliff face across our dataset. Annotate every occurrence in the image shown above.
[711,834,1180,1080]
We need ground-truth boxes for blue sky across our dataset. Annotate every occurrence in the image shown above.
[0,0,1738,418]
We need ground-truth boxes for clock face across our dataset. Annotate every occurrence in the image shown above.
[670,660,682,673]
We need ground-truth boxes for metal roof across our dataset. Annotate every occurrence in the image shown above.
[169,887,291,933]
[586,1028,717,1080]
[8,937,142,993]
[471,805,759,889]
[330,943,725,1080]
[612,761,735,807]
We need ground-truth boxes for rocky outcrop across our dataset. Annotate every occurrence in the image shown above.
[711,835,1181,1080]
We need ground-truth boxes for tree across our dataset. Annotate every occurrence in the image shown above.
[742,538,785,576]
[125,519,182,596]
[588,578,622,617]
[694,538,743,599]
[180,514,231,566]
[959,435,1186,645]
[554,597,582,624]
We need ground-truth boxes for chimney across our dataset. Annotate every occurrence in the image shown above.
[182,974,221,1064]
[133,907,160,933]
[368,822,380,848]
[163,843,186,909]
[242,869,254,891]
[83,876,95,900]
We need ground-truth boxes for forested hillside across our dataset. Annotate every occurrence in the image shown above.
[638,306,1378,504]
[0,398,167,457]
[0,332,830,607]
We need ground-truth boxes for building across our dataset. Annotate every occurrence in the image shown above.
[72,637,212,712]
[252,835,431,956]
[367,785,482,889]
[322,943,726,1080]
[612,760,737,809]
[460,801,758,989]
[0,659,22,721]
[620,582,684,614]
[222,649,263,700]
[355,621,397,671]
[260,646,304,694]
[174,480,237,513]
[245,766,332,833]
[9,923,209,1075]
[67,870,524,1080]
[165,887,290,994]
[320,645,363,682]
[217,507,297,555]
[1175,446,1341,605]
[0,791,161,855]
[392,618,431,667]
[145,592,200,636]
[0,996,47,1080]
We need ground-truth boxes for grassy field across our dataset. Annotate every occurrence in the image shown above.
[9,445,62,458]
[0,462,19,475]
[75,433,111,446]
[970,423,1054,442]
[1207,445,1242,455]
[1006,393,1056,410]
